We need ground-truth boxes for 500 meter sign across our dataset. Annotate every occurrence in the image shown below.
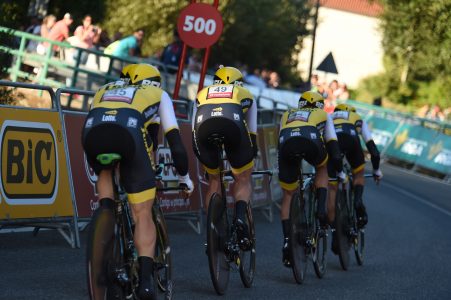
[177,3,223,49]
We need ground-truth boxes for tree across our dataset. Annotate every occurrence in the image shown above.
[211,0,311,86]
[0,0,29,105]
[374,0,451,107]
[100,0,312,86]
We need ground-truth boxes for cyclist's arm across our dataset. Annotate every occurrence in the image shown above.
[324,114,343,172]
[361,120,380,170]
[245,97,258,157]
[159,91,189,176]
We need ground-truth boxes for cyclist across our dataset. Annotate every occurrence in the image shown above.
[327,103,382,254]
[278,91,346,267]
[192,65,258,250]
[82,63,194,300]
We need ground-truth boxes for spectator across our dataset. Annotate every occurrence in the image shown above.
[427,105,445,121]
[46,13,73,53]
[36,15,56,55]
[337,83,350,100]
[26,17,42,52]
[268,71,281,89]
[160,30,187,74]
[372,96,382,106]
[112,28,144,58]
[416,104,430,118]
[187,51,202,73]
[245,68,267,89]
[310,74,319,92]
[70,15,102,64]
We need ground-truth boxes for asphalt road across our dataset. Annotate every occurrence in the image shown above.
[1,163,451,300]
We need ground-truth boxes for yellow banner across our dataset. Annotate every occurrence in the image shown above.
[0,107,74,219]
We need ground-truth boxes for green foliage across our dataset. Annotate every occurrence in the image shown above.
[211,0,311,85]
[101,0,187,55]
[369,0,451,106]
[100,0,312,85]
[47,0,106,30]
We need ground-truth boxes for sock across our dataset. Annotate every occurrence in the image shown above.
[282,219,290,239]
[138,256,154,279]
[316,187,328,215]
[354,184,364,208]
[235,200,247,221]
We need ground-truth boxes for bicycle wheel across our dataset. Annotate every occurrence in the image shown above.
[239,204,256,288]
[87,205,125,300]
[308,187,325,280]
[289,192,308,284]
[335,188,350,271]
[207,193,230,295]
[153,203,173,299]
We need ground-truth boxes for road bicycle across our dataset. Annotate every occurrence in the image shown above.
[288,158,327,284]
[87,153,185,300]
[205,134,272,295]
[334,164,374,270]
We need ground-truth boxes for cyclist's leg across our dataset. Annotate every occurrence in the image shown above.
[314,164,329,227]
[326,158,338,225]
[348,137,367,227]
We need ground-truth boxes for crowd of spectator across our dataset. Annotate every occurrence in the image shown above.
[417,104,450,122]
[242,67,281,89]
[309,74,350,113]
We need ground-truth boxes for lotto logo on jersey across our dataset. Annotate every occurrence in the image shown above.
[207,85,234,99]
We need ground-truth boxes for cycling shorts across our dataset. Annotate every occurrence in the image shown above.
[82,108,156,204]
[193,103,254,174]
[327,123,365,178]
[278,126,328,191]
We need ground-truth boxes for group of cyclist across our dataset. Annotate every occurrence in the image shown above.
[82,63,382,299]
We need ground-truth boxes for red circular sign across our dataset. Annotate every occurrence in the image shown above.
[177,3,223,49]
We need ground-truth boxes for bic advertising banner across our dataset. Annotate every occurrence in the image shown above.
[0,107,73,219]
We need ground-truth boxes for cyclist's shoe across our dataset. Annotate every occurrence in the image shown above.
[355,203,368,228]
[282,238,291,268]
[138,257,155,300]
[235,218,251,251]
[331,230,339,255]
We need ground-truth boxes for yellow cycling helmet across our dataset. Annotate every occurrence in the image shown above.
[334,103,356,112]
[128,63,161,87]
[299,91,324,109]
[120,64,137,81]
[213,65,244,86]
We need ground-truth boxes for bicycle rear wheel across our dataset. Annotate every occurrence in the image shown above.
[207,193,230,295]
[153,203,173,299]
[289,192,308,284]
[335,189,350,271]
[87,205,125,300]
[239,204,256,288]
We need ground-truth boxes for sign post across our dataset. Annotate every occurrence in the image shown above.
[173,1,223,99]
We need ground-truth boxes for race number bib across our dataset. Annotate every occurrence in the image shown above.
[287,110,311,123]
[333,111,349,120]
[101,87,137,104]
[207,85,234,99]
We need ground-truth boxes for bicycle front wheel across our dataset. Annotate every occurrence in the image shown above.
[239,204,256,288]
[206,193,230,295]
[87,205,124,300]
[289,192,308,284]
[153,203,173,299]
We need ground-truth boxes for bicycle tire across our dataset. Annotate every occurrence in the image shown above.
[87,205,125,300]
[349,186,365,266]
[335,188,350,271]
[206,193,230,295]
[153,203,173,299]
[289,192,308,284]
[239,204,256,288]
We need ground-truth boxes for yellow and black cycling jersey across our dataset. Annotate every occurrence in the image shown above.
[91,82,175,133]
[331,110,373,142]
[194,83,257,134]
[279,107,337,142]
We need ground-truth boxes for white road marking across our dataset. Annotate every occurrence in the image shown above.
[383,181,451,218]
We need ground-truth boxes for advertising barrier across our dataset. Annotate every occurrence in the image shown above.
[0,81,79,248]
[415,133,451,176]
